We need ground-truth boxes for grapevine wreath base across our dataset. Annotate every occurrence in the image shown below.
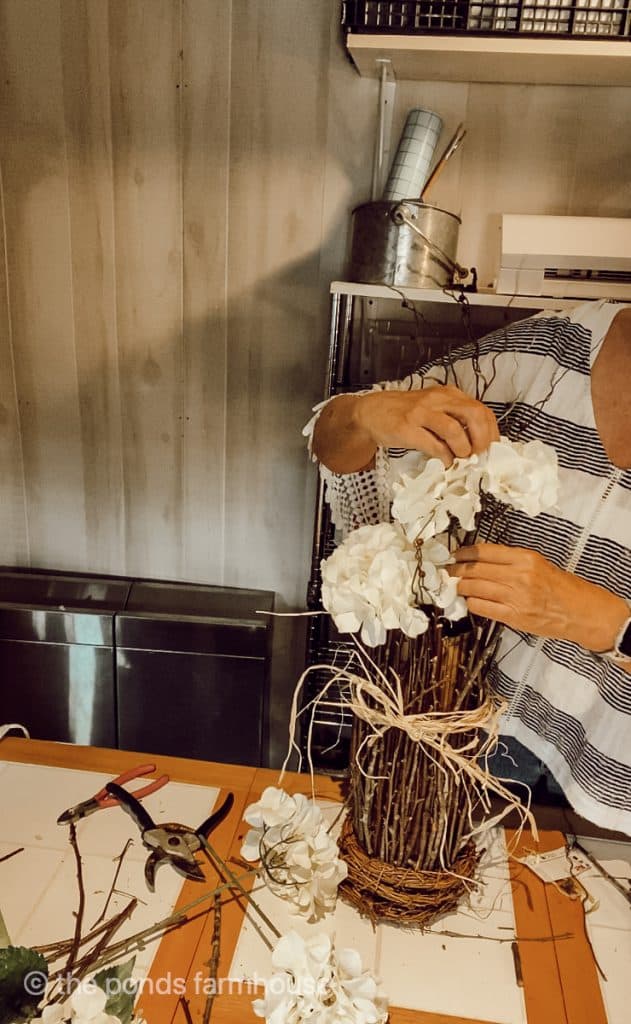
[338,817,480,926]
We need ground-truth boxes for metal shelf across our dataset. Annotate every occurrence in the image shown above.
[330,280,582,309]
[346,33,631,86]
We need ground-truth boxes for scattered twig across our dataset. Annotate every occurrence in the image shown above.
[91,839,134,928]
[179,996,195,1024]
[201,838,281,940]
[0,847,24,864]
[48,870,257,980]
[569,836,631,909]
[229,855,255,873]
[77,898,138,982]
[65,823,86,973]
[431,928,573,943]
[202,893,222,1024]
[35,899,139,959]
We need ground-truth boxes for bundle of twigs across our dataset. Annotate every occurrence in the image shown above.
[334,613,532,925]
[349,616,499,871]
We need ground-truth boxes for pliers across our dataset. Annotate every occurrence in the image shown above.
[57,763,170,825]
[105,780,234,891]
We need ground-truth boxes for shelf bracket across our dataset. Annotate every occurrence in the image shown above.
[371,58,396,201]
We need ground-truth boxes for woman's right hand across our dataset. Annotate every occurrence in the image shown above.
[312,386,499,474]
[356,386,500,462]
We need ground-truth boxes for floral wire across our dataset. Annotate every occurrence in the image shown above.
[387,287,430,338]
[386,284,489,395]
[504,311,573,440]
[256,827,302,891]
[387,283,567,441]
[411,537,429,605]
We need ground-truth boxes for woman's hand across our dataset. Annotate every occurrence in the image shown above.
[448,542,630,655]
[312,386,499,474]
[356,386,499,462]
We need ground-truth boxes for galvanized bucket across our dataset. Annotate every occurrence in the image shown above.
[348,200,464,289]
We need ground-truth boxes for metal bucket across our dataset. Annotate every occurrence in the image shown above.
[348,200,463,289]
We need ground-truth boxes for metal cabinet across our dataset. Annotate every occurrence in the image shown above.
[115,581,274,766]
[0,571,274,764]
[0,572,130,746]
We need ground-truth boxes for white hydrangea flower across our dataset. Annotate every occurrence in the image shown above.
[32,1007,66,1024]
[241,788,347,920]
[320,522,430,647]
[48,983,120,1024]
[244,785,298,829]
[67,983,109,1021]
[391,436,558,544]
[416,536,468,621]
[29,979,147,1024]
[392,455,484,542]
[320,435,558,646]
[482,437,558,516]
[252,931,389,1024]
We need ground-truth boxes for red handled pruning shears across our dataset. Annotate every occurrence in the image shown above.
[57,763,170,826]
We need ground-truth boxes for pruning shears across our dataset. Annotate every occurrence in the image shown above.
[106,780,234,891]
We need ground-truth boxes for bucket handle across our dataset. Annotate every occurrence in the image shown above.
[391,204,468,282]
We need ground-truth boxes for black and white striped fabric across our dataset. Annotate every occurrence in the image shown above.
[312,299,631,833]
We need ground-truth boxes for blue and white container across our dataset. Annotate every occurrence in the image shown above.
[383,108,443,202]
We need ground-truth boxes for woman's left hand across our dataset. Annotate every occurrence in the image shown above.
[448,542,629,653]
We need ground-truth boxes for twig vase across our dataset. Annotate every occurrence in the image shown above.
[348,616,496,872]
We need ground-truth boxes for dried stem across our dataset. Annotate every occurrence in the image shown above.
[202,893,222,1024]
[179,996,195,1023]
[91,839,134,929]
[65,823,86,973]
[76,899,138,982]
[200,838,281,940]
[0,847,24,864]
[48,871,257,981]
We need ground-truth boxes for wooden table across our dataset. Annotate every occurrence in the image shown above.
[0,738,627,1024]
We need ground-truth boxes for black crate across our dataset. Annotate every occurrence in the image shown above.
[342,0,631,36]
[343,0,468,31]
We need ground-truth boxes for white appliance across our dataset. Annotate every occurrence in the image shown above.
[496,214,631,300]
